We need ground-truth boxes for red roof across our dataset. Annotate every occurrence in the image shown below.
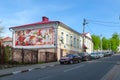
[3,37,12,42]
[10,21,59,29]
[10,16,60,29]
[82,32,89,36]
[9,16,81,35]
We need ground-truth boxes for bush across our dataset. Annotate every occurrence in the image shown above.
[8,60,20,65]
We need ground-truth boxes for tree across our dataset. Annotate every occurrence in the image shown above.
[91,34,100,50]
[0,22,4,64]
[110,33,120,52]
[102,37,110,50]
[92,32,120,52]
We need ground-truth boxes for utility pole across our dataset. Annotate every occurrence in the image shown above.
[82,18,88,52]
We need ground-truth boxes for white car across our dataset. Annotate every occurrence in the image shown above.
[97,52,104,58]
[90,53,99,59]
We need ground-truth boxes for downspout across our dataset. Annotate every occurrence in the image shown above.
[55,22,59,61]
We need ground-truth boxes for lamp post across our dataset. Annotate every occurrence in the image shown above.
[100,35,102,52]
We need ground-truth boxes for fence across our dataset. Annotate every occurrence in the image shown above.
[12,48,57,64]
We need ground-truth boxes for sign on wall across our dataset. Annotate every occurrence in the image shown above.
[15,27,55,47]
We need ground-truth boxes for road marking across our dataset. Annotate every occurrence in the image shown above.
[87,60,119,64]
[87,61,102,63]
[12,71,21,74]
[28,69,33,71]
[64,64,85,72]
[100,65,120,80]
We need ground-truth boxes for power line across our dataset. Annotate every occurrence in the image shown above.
[87,19,120,25]
[89,22,120,27]
[83,19,120,38]
[86,25,95,34]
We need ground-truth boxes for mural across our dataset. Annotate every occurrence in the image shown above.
[15,27,55,46]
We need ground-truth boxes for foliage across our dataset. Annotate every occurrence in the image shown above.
[92,32,120,52]
[4,45,11,63]
[91,34,100,50]
[110,33,120,51]
[102,37,110,50]
[0,45,12,64]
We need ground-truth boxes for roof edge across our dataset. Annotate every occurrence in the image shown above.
[9,21,60,29]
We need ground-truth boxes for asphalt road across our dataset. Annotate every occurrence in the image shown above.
[0,54,120,80]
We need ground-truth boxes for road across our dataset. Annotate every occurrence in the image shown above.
[0,54,120,80]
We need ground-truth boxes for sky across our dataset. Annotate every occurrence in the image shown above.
[0,0,120,38]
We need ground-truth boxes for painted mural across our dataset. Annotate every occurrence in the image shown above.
[15,27,55,46]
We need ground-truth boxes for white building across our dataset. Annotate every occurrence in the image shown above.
[9,16,93,63]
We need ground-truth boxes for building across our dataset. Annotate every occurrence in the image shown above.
[2,37,12,47]
[9,16,93,63]
[83,33,93,53]
[0,37,12,47]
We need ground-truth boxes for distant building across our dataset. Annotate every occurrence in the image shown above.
[9,16,93,63]
[0,37,12,47]
[117,45,120,52]
[83,33,93,53]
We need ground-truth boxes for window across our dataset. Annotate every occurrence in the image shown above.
[77,39,79,48]
[70,35,72,47]
[79,39,82,48]
[74,37,76,48]
[60,32,64,44]
[74,35,77,48]
[66,34,69,44]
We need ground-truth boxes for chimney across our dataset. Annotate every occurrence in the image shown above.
[42,16,49,22]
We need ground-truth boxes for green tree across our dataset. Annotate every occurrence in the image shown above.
[0,22,4,64]
[110,33,120,51]
[102,37,110,50]
[4,45,11,63]
[91,34,100,50]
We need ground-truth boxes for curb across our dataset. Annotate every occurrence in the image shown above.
[101,65,120,80]
[0,64,58,77]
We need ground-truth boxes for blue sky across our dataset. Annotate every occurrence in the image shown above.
[0,0,120,38]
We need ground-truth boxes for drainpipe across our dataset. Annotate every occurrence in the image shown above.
[55,22,59,61]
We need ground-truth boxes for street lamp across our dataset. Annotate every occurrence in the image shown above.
[100,35,102,52]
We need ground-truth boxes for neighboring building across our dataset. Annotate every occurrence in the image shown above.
[2,37,12,47]
[0,37,12,47]
[117,45,120,52]
[83,33,93,53]
[9,16,93,63]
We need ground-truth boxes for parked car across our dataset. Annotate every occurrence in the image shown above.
[59,54,81,64]
[78,52,90,61]
[90,52,99,59]
[110,51,115,55]
[104,52,112,57]
[97,52,104,58]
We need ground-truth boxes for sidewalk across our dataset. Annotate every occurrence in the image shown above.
[101,62,120,80]
[0,62,59,77]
